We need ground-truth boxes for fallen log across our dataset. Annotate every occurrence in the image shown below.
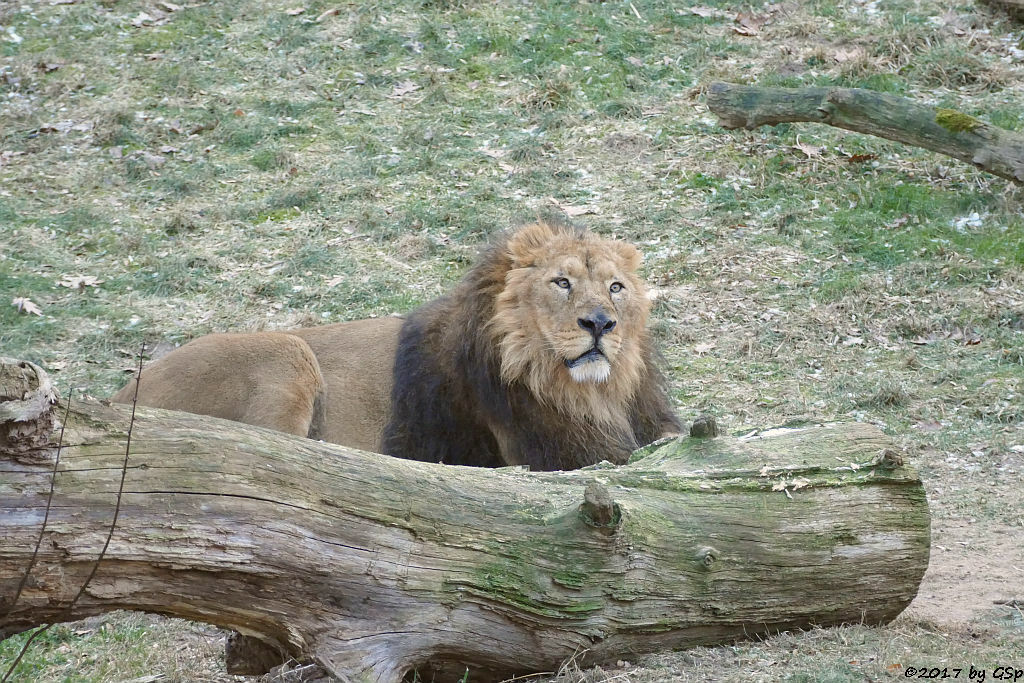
[706,81,1024,184]
[980,0,1024,20]
[0,358,930,682]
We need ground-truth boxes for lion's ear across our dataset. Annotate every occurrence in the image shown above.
[506,222,557,266]
[616,242,642,272]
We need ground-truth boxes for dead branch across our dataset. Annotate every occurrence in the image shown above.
[706,81,1024,184]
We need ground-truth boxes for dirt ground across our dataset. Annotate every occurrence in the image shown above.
[906,521,1023,625]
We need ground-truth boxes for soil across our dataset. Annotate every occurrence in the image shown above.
[906,518,1024,625]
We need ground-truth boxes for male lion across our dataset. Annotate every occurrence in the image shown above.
[112,220,680,470]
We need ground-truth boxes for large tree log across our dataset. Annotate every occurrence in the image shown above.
[706,81,1024,184]
[0,359,930,682]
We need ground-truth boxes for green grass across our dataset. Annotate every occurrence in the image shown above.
[2,0,1024,680]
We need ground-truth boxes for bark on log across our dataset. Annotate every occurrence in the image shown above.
[0,359,930,682]
[980,0,1024,20]
[706,81,1024,184]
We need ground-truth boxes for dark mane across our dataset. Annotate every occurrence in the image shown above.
[381,224,679,471]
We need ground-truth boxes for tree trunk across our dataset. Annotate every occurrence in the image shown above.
[706,81,1024,184]
[0,359,930,682]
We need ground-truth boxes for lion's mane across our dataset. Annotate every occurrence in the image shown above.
[381,220,679,471]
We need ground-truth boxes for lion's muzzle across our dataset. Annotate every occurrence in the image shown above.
[577,309,617,343]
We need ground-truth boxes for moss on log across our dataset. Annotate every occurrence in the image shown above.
[0,360,930,682]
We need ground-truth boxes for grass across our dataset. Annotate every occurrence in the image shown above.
[2,0,1024,681]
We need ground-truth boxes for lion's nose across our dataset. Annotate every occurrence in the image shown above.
[578,310,617,342]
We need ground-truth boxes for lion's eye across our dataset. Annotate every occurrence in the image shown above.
[610,282,624,294]
[553,277,571,290]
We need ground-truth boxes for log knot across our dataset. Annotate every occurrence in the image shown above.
[696,546,719,570]
[875,448,904,469]
[689,414,720,439]
[580,482,620,531]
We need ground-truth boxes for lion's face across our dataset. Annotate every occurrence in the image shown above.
[489,222,651,416]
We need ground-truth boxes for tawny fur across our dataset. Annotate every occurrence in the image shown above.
[112,221,679,470]
[111,318,402,452]
[381,220,680,470]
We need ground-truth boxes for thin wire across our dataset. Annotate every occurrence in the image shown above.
[68,344,144,608]
[3,345,145,683]
[1,623,54,683]
[6,387,71,615]
[1,386,72,683]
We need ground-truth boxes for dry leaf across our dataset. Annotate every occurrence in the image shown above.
[547,198,599,217]
[135,151,166,168]
[188,121,217,135]
[793,141,823,158]
[790,477,811,490]
[478,145,507,159]
[12,297,43,316]
[1,150,25,166]
[693,342,716,355]
[833,47,866,63]
[285,7,306,15]
[847,153,877,163]
[771,481,788,491]
[131,12,155,27]
[625,56,644,67]
[390,80,421,98]
[316,8,340,22]
[688,6,732,19]
[58,274,103,289]
[733,13,767,36]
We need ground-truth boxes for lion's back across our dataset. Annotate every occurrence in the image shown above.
[111,332,325,438]
[290,317,404,452]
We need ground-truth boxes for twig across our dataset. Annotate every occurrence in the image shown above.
[69,345,144,607]
[1,389,72,683]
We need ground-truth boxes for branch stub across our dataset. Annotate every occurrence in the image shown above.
[580,482,621,531]
[689,414,720,439]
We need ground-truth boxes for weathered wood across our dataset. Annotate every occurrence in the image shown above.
[980,0,1024,20]
[0,360,930,682]
[706,81,1024,184]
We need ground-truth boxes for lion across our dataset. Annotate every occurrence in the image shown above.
[112,220,680,470]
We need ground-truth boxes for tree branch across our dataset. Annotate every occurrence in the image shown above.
[706,81,1024,184]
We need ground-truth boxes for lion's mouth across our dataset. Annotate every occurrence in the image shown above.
[565,347,605,369]
[565,347,611,383]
